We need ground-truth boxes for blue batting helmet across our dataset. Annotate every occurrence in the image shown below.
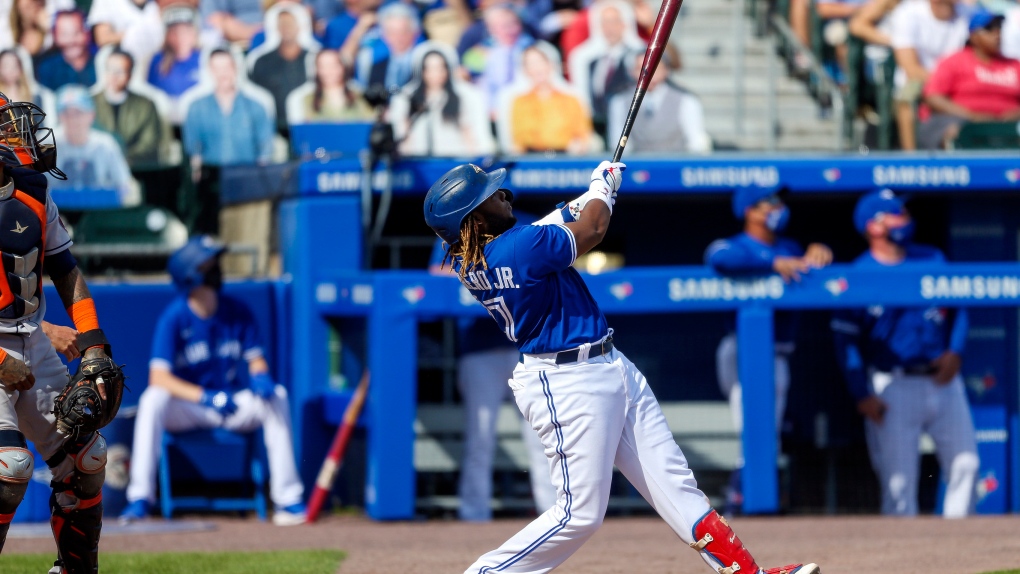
[167,235,226,292]
[424,164,510,244]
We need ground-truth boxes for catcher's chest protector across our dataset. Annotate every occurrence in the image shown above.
[0,176,45,320]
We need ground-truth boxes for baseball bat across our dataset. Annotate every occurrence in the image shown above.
[612,0,685,162]
[305,370,370,523]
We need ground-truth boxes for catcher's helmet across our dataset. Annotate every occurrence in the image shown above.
[424,163,511,244]
[167,235,227,292]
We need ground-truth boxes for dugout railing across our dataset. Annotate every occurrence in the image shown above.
[302,263,1020,520]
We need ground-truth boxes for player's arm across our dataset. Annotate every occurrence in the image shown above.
[564,200,611,257]
[534,160,625,257]
[41,321,80,361]
[831,311,885,422]
[931,308,967,384]
[705,240,773,275]
[149,366,205,402]
[51,267,106,365]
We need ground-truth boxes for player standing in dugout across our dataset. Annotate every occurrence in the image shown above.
[424,161,821,574]
[0,93,125,574]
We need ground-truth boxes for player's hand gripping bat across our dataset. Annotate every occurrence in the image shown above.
[611,0,685,162]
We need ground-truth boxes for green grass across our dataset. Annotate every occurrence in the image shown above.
[980,570,1020,574]
[0,549,345,574]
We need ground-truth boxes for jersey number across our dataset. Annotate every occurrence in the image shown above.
[483,296,517,342]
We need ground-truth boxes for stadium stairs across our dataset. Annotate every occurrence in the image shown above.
[672,0,841,151]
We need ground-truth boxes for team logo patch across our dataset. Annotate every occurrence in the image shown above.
[825,278,848,296]
[402,286,426,304]
[966,372,997,397]
[976,471,999,501]
[822,168,841,182]
[610,282,633,300]
[11,221,27,233]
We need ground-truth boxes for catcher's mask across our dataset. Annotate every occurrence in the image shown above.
[0,92,66,179]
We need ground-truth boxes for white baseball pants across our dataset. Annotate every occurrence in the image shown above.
[0,329,71,461]
[865,372,978,517]
[458,347,557,521]
[0,327,90,503]
[126,385,304,508]
[464,346,720,574]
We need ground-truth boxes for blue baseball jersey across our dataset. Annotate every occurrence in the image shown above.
[149,295,264,391]
[431,213,538,355]
[830,244,969,400]
[455,223,608,354]
[704,232,804,346]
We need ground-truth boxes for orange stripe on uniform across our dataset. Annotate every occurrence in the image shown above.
[67,299,100,333]
[0,348,7,363]
[0,511,14,524]
[13,189,46,259]
[77,492,102,510]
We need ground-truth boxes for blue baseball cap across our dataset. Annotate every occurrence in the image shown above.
[55,84,94,114]
[854,189,905,234]
[732,185,784,219]
[969,8,1004,33]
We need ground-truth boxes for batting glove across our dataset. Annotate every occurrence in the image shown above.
[575,160,627,216]
[200,390,238,416]
[249,372,277,399]
[591,160,627,195]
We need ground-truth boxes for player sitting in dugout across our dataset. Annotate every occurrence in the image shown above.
[120,236,307,526]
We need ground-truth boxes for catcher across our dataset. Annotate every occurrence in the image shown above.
[0,92,124,574]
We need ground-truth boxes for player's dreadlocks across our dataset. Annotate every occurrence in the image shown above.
[440,213,495,280]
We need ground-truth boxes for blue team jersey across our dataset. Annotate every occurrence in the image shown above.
[431,214,539,355]
[831,244,969,400]
[456,224,608,354]
[149,295,264,391]
[704,232,804,346]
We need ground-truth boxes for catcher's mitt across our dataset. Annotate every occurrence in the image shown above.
[53,356,125,442]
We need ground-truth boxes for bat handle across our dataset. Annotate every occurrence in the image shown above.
[612,86,647,163]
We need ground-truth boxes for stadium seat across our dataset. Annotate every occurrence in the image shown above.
[159,428,268,521]
[949,121,1020,150]
[72,204,188,247]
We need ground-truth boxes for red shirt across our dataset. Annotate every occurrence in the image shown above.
[923,47,1020,118]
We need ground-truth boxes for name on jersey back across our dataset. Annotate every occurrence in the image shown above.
[460,266,519,291]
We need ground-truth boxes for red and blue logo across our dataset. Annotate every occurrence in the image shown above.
[822,168,842,182]
[825,277,849,296]
[610,281,634,300]
[402,286,426,304]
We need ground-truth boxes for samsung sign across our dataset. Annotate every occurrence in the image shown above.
[317,170,414,192]
[681,166,780,188]
[921,275,1020,300]
[873,165,970,187]
[669,277,785,301]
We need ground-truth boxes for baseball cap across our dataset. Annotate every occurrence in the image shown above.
[55,84,94,114]
[969,8,1004,33]
[162,4,199,27]
[853,188,905,234]
[731,185,784,219]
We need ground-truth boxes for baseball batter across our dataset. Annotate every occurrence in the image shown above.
[424,161,820,574]
[120,236,306,525]
[831,189,978,517]
[705,186,832,513]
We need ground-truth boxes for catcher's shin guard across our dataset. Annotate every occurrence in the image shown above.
[0,429,34,553]
[690,509,819,574]
[48,432,106,574]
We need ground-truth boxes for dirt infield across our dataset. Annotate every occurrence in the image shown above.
[6,514,1020,573]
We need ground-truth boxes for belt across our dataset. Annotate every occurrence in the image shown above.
[882,364,938,377]
[520,337,615,365]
